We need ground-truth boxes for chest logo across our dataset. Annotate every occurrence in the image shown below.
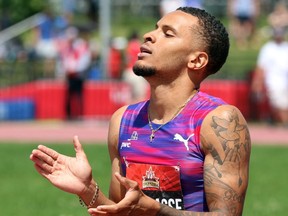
[128,131,138,141]
[142,166,160,189]
[120,142,131,149]
[174,133,194,151]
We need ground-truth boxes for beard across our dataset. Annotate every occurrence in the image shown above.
[132,64,156,77]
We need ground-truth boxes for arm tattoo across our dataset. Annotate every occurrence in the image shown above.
[204,165,244,215]
[202,108,250,215]
[156,109,250,216]
[209,109,250,185]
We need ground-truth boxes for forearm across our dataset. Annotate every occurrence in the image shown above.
[157,204,227,216]
[130,194,228,216]
[79,179,115,208]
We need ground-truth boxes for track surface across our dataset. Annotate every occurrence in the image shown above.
[0,120,287,145]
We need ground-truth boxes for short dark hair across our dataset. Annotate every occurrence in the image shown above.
[177,7,230,75]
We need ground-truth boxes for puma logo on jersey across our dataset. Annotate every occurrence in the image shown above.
[174,133,194,151]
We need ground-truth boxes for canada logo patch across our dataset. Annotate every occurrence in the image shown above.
[126,163,184,210]
[142,166,160,189]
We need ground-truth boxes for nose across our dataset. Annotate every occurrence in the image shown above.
[143,30,156,43]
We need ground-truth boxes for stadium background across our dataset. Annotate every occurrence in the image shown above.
[0,0,284,122]
[0,1,288,216]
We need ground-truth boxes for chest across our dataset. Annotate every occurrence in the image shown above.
[119,122,204,170]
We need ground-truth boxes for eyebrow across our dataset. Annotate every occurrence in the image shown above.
[155,23,177,34]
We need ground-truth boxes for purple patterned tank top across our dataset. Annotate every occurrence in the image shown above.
[118,91,226,211]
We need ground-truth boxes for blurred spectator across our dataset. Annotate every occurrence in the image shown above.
[86,38,102,80]
[108,38,124,80]
[160,0,185,16]
[33,8,70,77]
[267,1,288,30]
[227,0,260,49]
[57,26,92,120]
[251,28,288,126]
[34,9,58,60]
[123,31,148,103]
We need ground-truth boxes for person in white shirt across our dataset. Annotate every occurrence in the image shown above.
[252,27,288,126]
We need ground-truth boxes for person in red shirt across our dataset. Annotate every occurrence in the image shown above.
[57,26,92,119]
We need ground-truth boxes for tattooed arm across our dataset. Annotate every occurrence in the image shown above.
[155,105,251,216]
[88,105,250,216]
[199,105,251,215]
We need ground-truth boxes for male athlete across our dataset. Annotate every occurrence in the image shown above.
[30,7,251,216]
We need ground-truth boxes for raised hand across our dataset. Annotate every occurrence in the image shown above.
[88,172,159,216]
[30,135,93,196]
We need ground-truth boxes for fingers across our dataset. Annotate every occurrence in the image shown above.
[114,172,138,190]
[73,135,86,158]
[38,145,59,160]
[89,204,122,215]
[34,163,51,179]
[30,152,55,173]
[88,174,141,216]
[89,199,133,216]
[31,148,54,165]
[88,208,109,215]
[30,145,59,173]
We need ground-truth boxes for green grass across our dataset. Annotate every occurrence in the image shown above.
[0,143,111,216]
[0,143,287,216]
[244,145,288,216]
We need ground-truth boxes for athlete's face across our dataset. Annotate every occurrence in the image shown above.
[133,10,199,78]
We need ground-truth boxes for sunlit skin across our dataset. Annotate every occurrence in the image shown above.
[132,10,208,124]
[30,9,250,216]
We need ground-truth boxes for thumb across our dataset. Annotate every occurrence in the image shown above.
[114,172,139,191]
[73,135,86,158]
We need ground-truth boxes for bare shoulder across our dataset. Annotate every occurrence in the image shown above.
[200,104,251,215]
[200,104,251,161]
[108,105,129,148]
[200,104,250,148]
[110,105,129,125]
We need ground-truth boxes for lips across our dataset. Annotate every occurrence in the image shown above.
[138,44,152,58]
[140,45,152,54]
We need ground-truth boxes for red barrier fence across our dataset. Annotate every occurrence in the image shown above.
[0,79,257,120]
[84,81,131,118]
[201,80,250,119]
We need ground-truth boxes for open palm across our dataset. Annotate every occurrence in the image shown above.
[30,136,92,195]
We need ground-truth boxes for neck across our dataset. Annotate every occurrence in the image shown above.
[148,88,198,124]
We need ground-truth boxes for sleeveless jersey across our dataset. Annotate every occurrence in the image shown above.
[118,91,226,211]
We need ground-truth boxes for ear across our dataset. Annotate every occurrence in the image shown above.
[187,52,208,70]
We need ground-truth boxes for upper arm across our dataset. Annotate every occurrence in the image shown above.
[107,105,128,202]
[200,105,251,215]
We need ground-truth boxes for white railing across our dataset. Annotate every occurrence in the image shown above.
[0,13,44,45]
